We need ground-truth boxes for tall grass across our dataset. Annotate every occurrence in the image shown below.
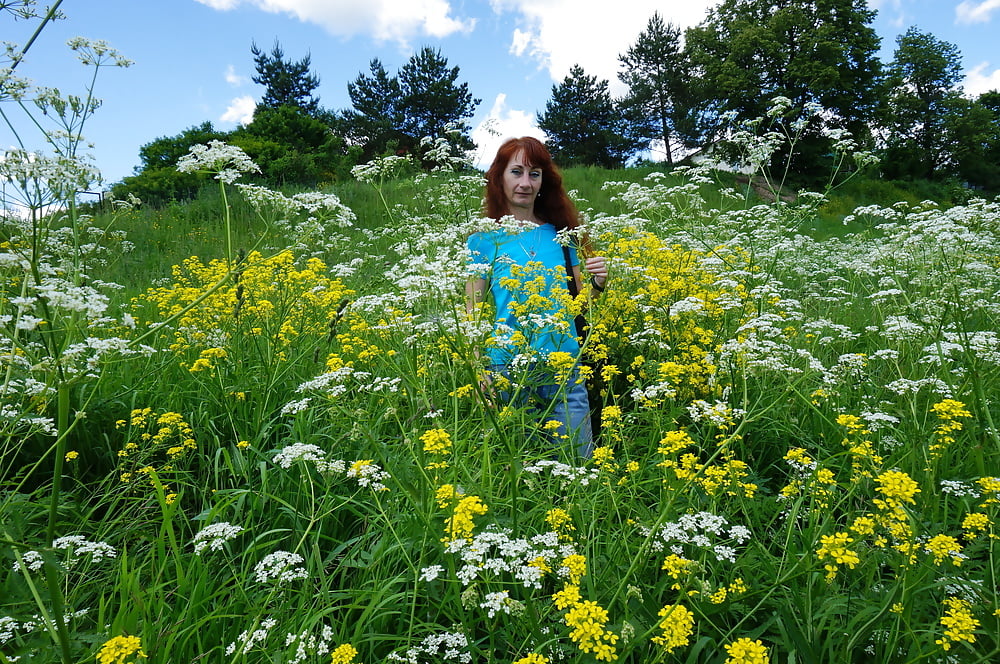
[3,15,1000,661]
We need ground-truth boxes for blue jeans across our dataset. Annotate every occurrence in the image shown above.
[491,363,594,459]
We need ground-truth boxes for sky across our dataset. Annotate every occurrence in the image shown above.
[7,0,1000,187]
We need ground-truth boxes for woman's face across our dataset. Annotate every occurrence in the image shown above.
[502,149,542,217]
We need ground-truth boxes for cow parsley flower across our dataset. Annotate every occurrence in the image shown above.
[253,550,308,584]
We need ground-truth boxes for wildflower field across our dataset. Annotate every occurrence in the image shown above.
[4,127,1000,664]
[3,16,1000,661]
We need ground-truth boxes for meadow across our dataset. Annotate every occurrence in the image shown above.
[2,122,1000,664]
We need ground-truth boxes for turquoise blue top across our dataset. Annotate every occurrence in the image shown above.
[467,222,581,365]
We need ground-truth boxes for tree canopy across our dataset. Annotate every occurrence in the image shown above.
[250,40,321,115]
[537,64,636,168]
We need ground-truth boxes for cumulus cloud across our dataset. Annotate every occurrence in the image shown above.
[489,0,717,94]
[956,0,1000,25]
[194,0,475,45]
[471,94,545,170]
[225,65,247,87]
[965,62,1000,96]
[220,95,256,125]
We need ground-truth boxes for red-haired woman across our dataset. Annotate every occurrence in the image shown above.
[466,137,608,458]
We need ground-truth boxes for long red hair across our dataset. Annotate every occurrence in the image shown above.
[484,137,581,233]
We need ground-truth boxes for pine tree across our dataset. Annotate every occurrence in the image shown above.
[537,65,636,168]
[250,40,320,115]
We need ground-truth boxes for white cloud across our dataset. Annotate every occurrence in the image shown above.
[965,61,1000,96]
[194,0,475,45]
[220,95,256,125]
[225,65,247,87]
[471,93,546,170]
[956,0,1000,25]
[489,0,719,95]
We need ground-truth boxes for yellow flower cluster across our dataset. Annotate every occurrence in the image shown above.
[650,604,694,652]
[330,643,360,664]
[562,599,619,662]
[586,230,751,403]
[836,414,882,480]
[96,635,145,664]
[544,508,576,540]
[134,250,354,364]
[441,494,488,544]
[935,596,979,651]
[929,399,972,461]
[723,637,769,664]
[420,428,452,470]
[512,654,548,664]
[815,532,860,581]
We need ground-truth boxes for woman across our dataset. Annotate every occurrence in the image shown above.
[466,137,608,458]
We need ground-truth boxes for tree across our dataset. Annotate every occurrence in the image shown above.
[398,47,480,155]
[341,59,408,160]
[881,27,965,181]
[343,48,479,163]
[537,65,637,168]
[135,122,227,172]
[617,12,690,165]
[250,40,320,115]
[233,105,353,185]
[684,0,883,176]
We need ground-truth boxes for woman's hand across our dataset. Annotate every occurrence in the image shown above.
[585,256,608,291]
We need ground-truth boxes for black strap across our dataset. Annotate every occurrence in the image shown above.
[562,245,588,341]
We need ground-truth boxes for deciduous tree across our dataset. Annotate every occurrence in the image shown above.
[684,0,882,177]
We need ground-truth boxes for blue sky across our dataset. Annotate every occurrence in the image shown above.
[8,0,1000,186]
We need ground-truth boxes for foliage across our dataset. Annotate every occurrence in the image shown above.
[616,12,691,165]
[341,49,480,164]
[684,0,883,178]
[537,65,637,168]
[250,40,321,115]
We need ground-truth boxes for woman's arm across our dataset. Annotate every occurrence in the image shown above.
[465,277,487,315]
[579,256,608,297]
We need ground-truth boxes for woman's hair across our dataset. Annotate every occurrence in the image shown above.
[484,136,580,231]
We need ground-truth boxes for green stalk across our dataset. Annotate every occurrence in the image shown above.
[43,384,73,663]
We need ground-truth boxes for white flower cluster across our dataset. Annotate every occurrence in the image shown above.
[284,623,335,664]
[13,536,116,573]
[521,459,601,488]
[272,443,347,474]
[176,140,259,183]
[285,366,403,414]
[253,550,308,585]
[191,522,244,555]
[270,444,390,491]
[642,511,751,565]
[434,527,576,589]
[385,630,471,664]
[225,617,278,656]
[0,609,89,647]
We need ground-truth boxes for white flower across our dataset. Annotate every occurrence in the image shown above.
[191,522,244,554]
[253,551,308,584]
[176,140,259,182]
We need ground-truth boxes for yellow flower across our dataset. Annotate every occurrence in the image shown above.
[935,597,979,651]
[651,604,694,652]
[874,469,920,509]
[553,583,582,610]
[65,451,79,462]
[815,532,860,581]
[330,643,359,664]
[442,494,487,543]
[420,428,452,455]
[512,655,549,664]
[96,635,146,664]
[237,440,250,449]
[561,554,587,584]
[924,534,963,566]
[723,637,769,664]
